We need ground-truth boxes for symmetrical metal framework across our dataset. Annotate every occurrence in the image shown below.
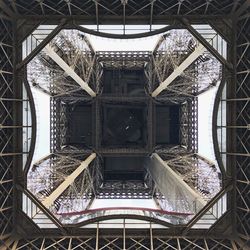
[0,0,249,249]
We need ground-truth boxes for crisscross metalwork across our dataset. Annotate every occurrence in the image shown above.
[0,0,249,249]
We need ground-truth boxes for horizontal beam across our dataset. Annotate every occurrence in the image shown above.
[16,15,231,23]
[43,44,96,97]
[152,43,206,97]
[17,21,66,70]
[42,153,96,208]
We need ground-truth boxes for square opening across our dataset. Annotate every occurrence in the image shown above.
[101,103,148,148]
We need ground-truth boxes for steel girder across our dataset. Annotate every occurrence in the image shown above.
[0,0,249,249]
[0,0,245,22]
[0,13,14,245]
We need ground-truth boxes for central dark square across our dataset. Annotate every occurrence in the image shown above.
[155,104,180,145]
[103,156,146,181]
[101,103,148,148]
[66,102,93,147]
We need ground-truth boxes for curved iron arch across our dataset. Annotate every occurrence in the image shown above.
[73,23,180,39]
[212,65,227,182]
[23,75,37,177]
[73,214,173,228]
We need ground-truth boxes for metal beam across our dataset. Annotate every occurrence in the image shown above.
[17,20,66,69]
[150,153,206,210]
[42,153,96,208]
[181,18,233,69]
[182,184,232,235]
[151,43,206,97]
[21,188,66,231]
[75,23,178,40]
[150,222,154,250]
[1,237,16,250]
[43,44,96,97]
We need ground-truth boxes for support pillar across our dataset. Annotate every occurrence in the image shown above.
[148,153,206,212]
[42,153,96,208]
[43,44,96,97]
[152,43,206,97]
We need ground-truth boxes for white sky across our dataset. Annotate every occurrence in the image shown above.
[31,88,50,164]
[198,87,218,162]
[85,34,161,51]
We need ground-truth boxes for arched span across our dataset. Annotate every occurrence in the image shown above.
[74,24,180,39]
[23,76,37,176]
[58,207,192,228]
[74,214,173,228]
[57,207,193,216]
[212,65,227,180]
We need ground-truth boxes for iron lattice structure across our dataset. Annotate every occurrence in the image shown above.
[0,0,249,249]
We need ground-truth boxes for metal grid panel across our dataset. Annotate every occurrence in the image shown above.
[0,15,14,244]
[3,235,238,250]
[3,0,241,18]
[22,193,57,229]
[22,25,58,60]
[235,9,250,248]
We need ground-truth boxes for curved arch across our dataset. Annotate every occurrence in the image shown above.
[212,65,227,182]
[74,214,173,228]
[23,74,37,176]
[74,24,180,39]
[58,207,192,228]
[57,207,193,216]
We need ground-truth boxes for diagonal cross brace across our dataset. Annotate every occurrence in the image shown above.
[152,43,206,97]
[42,153,96,208]
[43,44,96,97]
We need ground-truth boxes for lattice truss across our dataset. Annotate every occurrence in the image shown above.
[96,180,153,199]
[146,29,222,97]
[97,51,151,70]
[0,0,249,249]
[146,151,222,223]
[235,5,250,246]
[162,154,220,199]
[27,29,102,97]
[0,0,244,24]
[0,12,14,244]
[179,98,198,151]
[26,152,102,222]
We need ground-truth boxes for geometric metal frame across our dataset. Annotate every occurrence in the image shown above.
[0,0,249,249]
[23,26,222,230]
